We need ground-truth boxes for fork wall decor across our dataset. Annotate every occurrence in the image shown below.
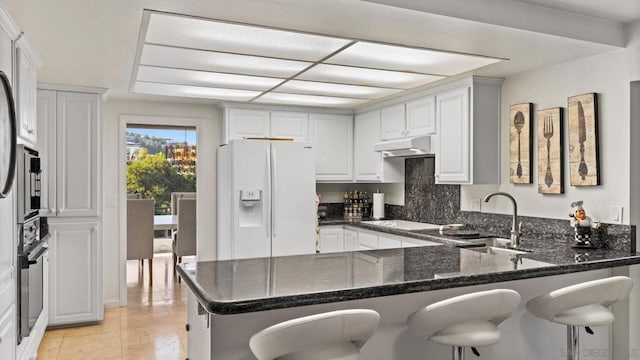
[509,103,533,184]
[568,93,600,186]
[537,107,563,194]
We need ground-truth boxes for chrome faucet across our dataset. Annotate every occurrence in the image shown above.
[483,192,522,247]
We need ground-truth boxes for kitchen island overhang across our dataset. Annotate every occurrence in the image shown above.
[177,243,640,315]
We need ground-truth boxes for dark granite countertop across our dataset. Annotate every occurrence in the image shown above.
[177,234,640,315]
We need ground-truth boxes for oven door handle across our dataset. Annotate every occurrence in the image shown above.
[27,245,48,265]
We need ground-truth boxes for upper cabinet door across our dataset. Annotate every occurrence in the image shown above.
[312,113,353,182]
[406,96,436,137]
[380,104,406,140]
[270,111,310,141]
[354,110,382,181]
[56,92,99,217]
[226,109,270,141]
[435,87,470,184]
[16,46,38,145]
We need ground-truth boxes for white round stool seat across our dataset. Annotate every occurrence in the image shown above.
[408,289,521,350]
[430,319,501,347]
[552,304,615,327]
[249,309,380,360]
[526,276,633,327]
[526,276,633,360]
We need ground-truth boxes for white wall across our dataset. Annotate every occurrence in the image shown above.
[102,98,221,307]
[461,48,631,224]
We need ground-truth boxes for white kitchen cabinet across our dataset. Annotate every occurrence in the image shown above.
[380,103,406,140]
[15,36,41,146]
[312,113,353,182]
[223,108,311,143]
[343,228,358,251]
[354,110,403,182]
[0,305,16,360]
[380,96,435,141]
[37,88,102,217]
[318,226,344,253]
[271,111,309,141]
[378,233,402,249]
[357,229,379,250]
[406,96,436,136]
[435,77,502,184]
[225,108,270,140]
[187,292,210,360]
[48,220,103,326]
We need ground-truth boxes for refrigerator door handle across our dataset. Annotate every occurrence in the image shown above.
[266,148,272,237]
[271,148,277,237]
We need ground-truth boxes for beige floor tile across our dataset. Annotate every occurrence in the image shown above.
[38,255,189,360]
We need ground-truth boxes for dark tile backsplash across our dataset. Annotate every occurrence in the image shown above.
[319,156,634,252]
[404,157,460,224]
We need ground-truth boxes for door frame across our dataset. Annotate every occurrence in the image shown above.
[118,114,203,306]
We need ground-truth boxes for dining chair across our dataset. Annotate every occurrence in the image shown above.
[173,198,196,280]
[127,199,155,286]
[171,192,196,215]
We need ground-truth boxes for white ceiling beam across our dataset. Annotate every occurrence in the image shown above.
[362,0,625,47]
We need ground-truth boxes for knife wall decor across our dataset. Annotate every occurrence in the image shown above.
[509,102,532,184]
[537,107,563,194]
[568,93,600,186]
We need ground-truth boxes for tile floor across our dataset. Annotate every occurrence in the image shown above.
[37,253,191,360]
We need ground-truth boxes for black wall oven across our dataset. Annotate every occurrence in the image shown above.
[16,145,45,345]
[17,216,46,344]
[16,144,41,223]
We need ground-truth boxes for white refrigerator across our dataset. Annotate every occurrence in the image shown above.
[217,140,317,260]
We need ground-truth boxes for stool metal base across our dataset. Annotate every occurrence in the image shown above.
[452,346,464,360]
[567,325,579,360]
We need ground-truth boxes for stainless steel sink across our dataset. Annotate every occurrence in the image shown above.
[463,237,532,255]
[471,246,530,255]
[461,237,511,247]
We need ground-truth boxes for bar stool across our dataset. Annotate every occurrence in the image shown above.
[526,276,633,360]
[407,289,521,360]
[249,309,380,360]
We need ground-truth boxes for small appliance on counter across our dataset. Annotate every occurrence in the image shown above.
[372,191,384,220]
[317,205,327,219]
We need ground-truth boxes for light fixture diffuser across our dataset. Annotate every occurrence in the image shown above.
[137,66,283,91]
[326,41,503,76]
[275,80,402,99]
[254,92,367,108]
[133,82,261,101]
[146,13,352,62]
[140,44,310,78]
[297,64,445,89]
[132,11,506,107]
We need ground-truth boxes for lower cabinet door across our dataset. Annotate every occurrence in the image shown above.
[0,305,16,360]
[48,221,102,326]
[187,292,211,360]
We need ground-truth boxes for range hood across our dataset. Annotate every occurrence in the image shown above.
[373,135,431,157]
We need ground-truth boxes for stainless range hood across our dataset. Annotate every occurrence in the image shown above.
[373,135,431,157]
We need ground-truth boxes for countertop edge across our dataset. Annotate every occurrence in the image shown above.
[177,255,640,315]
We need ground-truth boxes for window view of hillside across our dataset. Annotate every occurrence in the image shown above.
[126,127,196,214]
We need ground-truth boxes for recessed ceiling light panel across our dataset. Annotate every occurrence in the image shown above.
[133,81,261,101]
[276,80,402,99]
[254,92,367,108]
[297,64,444,89]
[137,66,283,91]
[326,42,503,76]
[146,13,351,61]
[140,44,311,78]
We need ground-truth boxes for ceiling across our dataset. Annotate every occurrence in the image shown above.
[3,0,639,109]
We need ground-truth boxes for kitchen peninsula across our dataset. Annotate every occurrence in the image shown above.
[177,230,640,360]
